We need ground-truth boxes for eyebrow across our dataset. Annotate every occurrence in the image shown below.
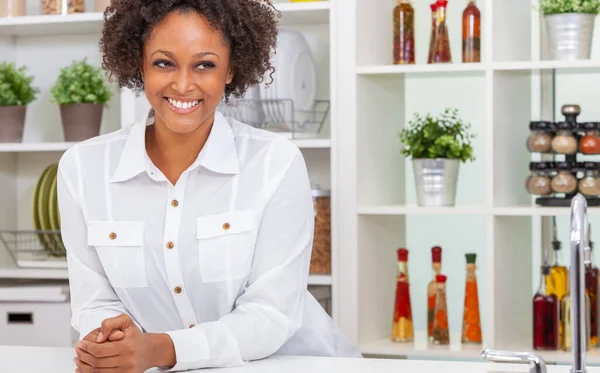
[151,50,219,60]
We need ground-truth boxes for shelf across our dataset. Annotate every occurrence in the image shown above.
[493,59,600,71]
[360,332,482,360]
[356,63,487,75]
[358,204,489,216]
[493,206,600,216]
[0,2,329,36]
[0,267,68,280]
[307,274,332,286]
[292,139,331,149]
[0,142,75,152]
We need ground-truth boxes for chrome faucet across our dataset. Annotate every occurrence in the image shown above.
[481,193,589,373]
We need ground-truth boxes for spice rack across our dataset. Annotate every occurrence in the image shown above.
[526,105,600,207]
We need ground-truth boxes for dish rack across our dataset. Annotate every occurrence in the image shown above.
[218,99,330,139]
[0,230,67,269]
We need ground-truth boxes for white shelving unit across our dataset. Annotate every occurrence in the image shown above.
[0,0,335,325]
[333,0,600,366]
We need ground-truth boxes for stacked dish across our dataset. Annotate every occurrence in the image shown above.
[32,163,64,258]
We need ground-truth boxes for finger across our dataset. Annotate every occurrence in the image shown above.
[76,347,122,369]
[98,314,132,343]
[108,330,125,342]
[74,357,98,373]
[77,340,121,359]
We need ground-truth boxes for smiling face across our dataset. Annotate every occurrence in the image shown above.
[140,9,233,134]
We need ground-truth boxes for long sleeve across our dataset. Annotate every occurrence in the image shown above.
[57,148,141,340]
[164,148,314,371]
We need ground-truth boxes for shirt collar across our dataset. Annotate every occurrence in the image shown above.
[110,109,240,183]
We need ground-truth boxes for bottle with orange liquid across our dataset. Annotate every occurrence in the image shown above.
[546,217,568,342]
[432,274,450,345]
[461,253,482,344]
[392,248,414,342]
[427,246,442,341]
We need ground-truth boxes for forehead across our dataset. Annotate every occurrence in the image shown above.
[145,10,227,51]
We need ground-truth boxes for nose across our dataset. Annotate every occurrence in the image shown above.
[171,68,194,95]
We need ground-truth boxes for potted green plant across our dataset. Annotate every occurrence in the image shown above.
[540,0,600,60]
[399,108,475,207]
[50,58,112,142]
[0,62,39,143]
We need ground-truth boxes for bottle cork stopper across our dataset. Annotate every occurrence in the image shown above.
[397,248,408,261]
[465,253,477,263]
[432,246,442,263]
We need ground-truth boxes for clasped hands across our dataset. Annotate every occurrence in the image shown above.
[74,314,175,373]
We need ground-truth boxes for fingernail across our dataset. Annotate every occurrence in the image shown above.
[96,331,103,343]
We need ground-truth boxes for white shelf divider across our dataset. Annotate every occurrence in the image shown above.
[307,274,332,286]
[0,142,75,153]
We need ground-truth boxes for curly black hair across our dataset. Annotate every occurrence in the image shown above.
[99,0,279,101]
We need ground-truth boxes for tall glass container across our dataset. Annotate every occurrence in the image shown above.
[432,0,452,63]
[462,0,481,62]
[427,2,438,63]
[546,218,568,342]
[461,253,482,344]
[427,246,442,341]
[392,248,414,342]
[432,274,450,345]
[393,0,415,65]
[585,224,598,347]
[533,265,559,350]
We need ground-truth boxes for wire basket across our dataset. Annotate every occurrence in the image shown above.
[0,230,67,269]
[218,99,330,139]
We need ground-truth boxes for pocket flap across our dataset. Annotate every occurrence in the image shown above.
[87,221,144,247]
[197,210,255,239]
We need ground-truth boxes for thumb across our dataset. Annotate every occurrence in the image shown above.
[97,314,133,343]
[108,330,125,342]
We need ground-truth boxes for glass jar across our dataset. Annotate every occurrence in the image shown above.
[551,122,577,154]
[0,0,26,17]
[527,121,553,153]
[41,0,84,15]
[551,162,577,194]
[579,162,600,197]
[526,162,553,196]
[310,186,331,274]
[580,122,600,155]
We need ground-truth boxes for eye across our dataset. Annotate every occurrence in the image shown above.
[153,60,173,69]
[196,61,216,70]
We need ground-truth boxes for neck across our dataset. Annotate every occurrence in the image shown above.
[146,111,215,185]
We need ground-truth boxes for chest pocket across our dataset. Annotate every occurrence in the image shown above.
[87,221,147,288]
[197,209,257,283]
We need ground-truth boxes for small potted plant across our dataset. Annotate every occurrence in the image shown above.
[50,58,112,142]
[0,62,39,143]
[540,0,600,60]
[399,108,475,207]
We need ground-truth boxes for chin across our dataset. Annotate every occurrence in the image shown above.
[156,97,213,134]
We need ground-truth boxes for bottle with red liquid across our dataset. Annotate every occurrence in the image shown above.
[392,248,414,342]
[427,2,438,63]
[393,0,415,65]
[585,224,598,348]
[432,0,452,63]
[427,246,442,341]
[533,264,559,350]
[432,274,450,345]
[462,0,481,63]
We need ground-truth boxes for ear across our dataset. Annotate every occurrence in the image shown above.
[226,66,234,85]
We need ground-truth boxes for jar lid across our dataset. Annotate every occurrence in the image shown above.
[582,122,600,130]
[555,121,572,130]
[556,161,574,170]
[584,162,600,170]
[561,104,581,116]
[530,162,550,171]
[529,121,553,131]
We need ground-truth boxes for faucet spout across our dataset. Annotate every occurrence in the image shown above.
[570,193,589,373]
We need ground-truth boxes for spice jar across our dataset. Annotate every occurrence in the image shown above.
[527,121,554,153]
[41,0,84,15]
[0,0,26,17]
[551,122,578,154]
[551,162,577,194]
[310,186,331,274]
[580,122,600,155]
[579,162,600,197]
[526,162,553,196]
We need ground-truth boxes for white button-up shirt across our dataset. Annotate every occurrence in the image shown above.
[57,109,359,371]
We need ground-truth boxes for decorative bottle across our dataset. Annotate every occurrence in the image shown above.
[427,2,438,64]
[392,248,414,342]
[585,224,598,348]
[393,0,415,65]
[432,274,450,345]
[432,0,452,63]
[561,282,591,351]
[427,246,442,341]
[533,265,559,350]
[461,253,482,344]
[462,0,481,63]
[546,218,568,342]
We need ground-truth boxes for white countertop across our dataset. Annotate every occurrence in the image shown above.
[2,345,600,373]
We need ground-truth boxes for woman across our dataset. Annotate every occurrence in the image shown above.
[57,0,360,372]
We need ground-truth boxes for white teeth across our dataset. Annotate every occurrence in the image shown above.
[167,98,199,109]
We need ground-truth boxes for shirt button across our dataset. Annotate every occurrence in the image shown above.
[109,232,117,240]
[166,242,174,249]
[171,200,179,207]
[222,222,230,230]
[174,286,182,294]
